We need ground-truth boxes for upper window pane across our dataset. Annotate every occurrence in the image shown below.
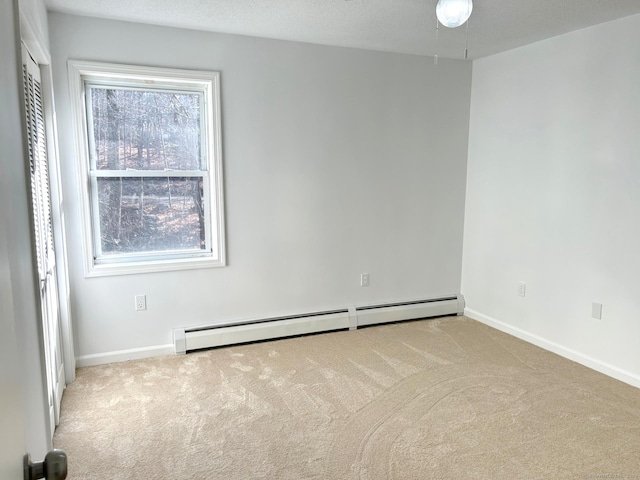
[89,87,202,171]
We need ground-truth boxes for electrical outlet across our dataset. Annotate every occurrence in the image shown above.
[135,294,147,311]
[518,282,526,297]
[360,273,370,287]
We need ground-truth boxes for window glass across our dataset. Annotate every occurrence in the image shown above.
[96,177,205,255]
[89,87,202,171]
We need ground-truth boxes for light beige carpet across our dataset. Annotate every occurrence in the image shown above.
[54,316,640,479]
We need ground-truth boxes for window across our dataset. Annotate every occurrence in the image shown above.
[68,61,225,276]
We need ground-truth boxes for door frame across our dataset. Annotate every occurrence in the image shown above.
[20,0,75,424]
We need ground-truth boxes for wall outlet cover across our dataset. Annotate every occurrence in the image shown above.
[518,282,526,297]
[135,294,147,311]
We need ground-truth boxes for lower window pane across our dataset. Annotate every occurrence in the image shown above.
[97,177,205,255]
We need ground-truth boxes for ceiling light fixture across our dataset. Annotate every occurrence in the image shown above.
[436,0,473,28]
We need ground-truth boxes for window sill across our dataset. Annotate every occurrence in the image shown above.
[84,255,226,278]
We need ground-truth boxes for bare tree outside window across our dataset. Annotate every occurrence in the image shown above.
[96,177,204,253]
[91,88,201,171]
[88,87,206,256]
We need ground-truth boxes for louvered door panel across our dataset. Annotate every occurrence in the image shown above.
[22,45,65,433]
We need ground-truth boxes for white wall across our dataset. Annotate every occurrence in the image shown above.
[1,0,51,461]
[49,13,472,361]
[462,14,640,386]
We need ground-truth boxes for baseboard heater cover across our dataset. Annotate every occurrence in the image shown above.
[174,294,464,354]
[175,309,350,354]
[355,295,464,327]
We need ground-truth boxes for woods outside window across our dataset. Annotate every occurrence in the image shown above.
[68,61,225,276]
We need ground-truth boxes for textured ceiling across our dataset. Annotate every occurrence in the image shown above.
[45,0,640,59]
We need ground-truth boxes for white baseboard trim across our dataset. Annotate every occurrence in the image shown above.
[76,344,175,368]
[464,308,640,389]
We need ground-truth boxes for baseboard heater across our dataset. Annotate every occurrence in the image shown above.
[174,294,464,354]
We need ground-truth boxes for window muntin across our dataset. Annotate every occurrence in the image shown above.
[69,61,225,275]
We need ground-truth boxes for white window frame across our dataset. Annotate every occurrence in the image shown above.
[68,61,225,277]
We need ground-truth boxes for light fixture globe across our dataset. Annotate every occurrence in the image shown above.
[436,0,473,28]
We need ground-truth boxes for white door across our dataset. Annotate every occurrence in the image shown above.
[22,45,66,432]
[0,2,29,476]
[0,230,27,480]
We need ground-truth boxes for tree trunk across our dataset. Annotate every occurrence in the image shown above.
[106,89,122,250]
